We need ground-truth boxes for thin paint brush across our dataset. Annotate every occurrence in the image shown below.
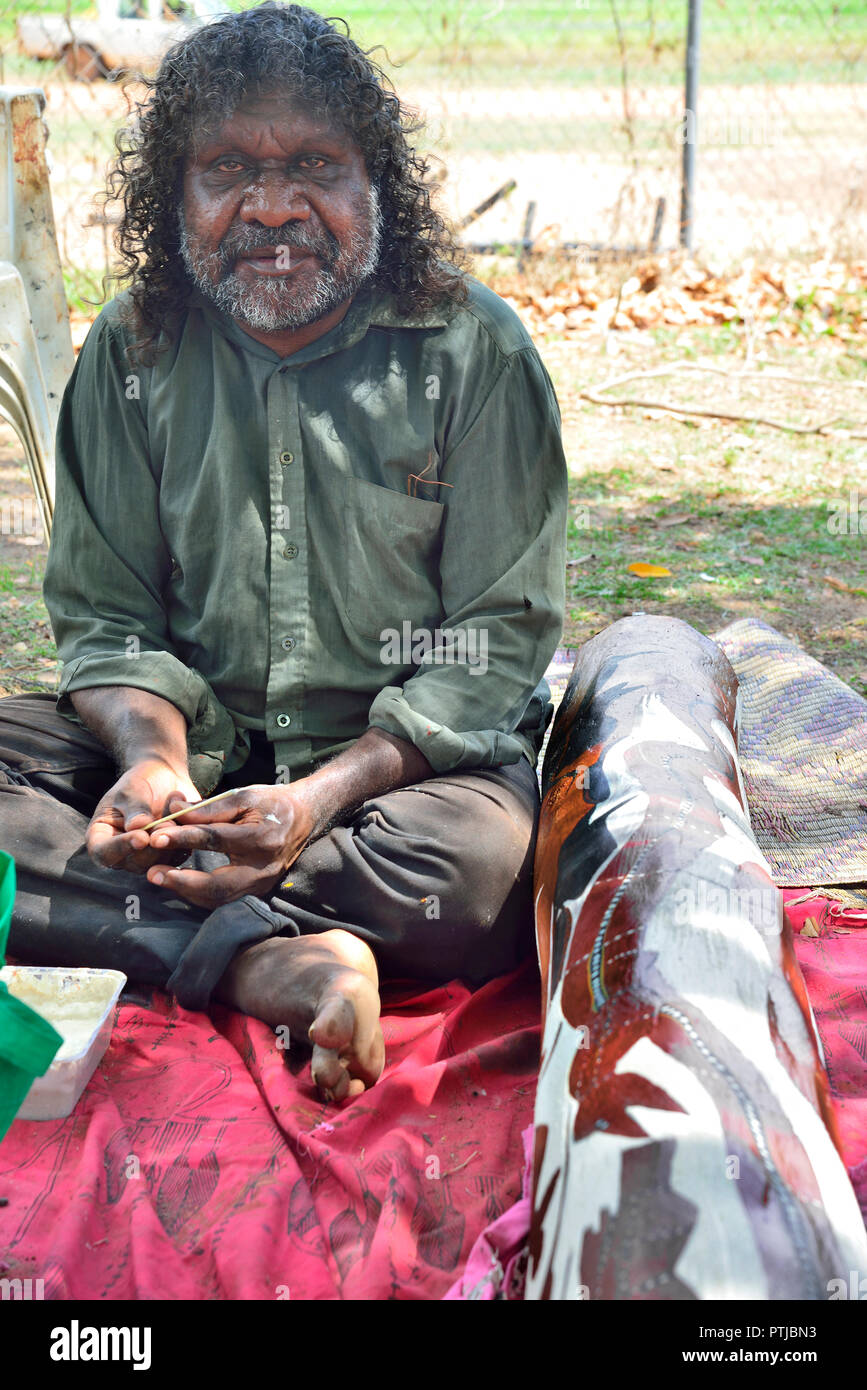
[137,787,243,833]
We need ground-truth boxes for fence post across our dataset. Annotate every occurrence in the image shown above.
[679,0,702,250]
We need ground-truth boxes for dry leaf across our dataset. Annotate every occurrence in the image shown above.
[741,555,765,566]
[801,918,820,937]
[824,575,867,597]
[628,562,672,578]
[656,513,692,527]
[494,256,867,348]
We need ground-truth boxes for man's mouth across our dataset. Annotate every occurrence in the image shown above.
[234,247,317,276]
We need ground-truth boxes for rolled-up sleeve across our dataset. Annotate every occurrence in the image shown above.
[368,342,567,773]
[43,310,237,783]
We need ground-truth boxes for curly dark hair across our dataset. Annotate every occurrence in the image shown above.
[106,2,468,363]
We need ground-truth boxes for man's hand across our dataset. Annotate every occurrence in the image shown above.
[87,759,202,873]
[133,727,432,909]
[139,784,313,908]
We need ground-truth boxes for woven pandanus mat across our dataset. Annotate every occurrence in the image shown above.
[712,617,867,893]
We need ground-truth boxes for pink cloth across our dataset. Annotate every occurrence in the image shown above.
[444,1124,534,1300]
[784,888,867,1220]
[0,963,540,1300]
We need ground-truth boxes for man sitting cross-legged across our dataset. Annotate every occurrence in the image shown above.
[1,2,567,1102]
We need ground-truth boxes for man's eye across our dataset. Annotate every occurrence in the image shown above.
[299,157,327,170]
[215,160,245,173]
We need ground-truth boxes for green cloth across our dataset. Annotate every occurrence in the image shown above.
[43,275,568,795]
[0,853,62,1139]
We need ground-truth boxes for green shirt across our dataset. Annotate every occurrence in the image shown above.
[43,275,568,795]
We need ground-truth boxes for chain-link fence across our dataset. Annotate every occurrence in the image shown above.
[0,0,864,299]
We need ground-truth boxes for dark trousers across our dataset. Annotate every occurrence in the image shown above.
[0,695,540,1009]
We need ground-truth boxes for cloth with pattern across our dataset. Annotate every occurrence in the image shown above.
[0,963,539,1300]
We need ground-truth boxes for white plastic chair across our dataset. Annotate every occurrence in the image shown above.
[0,87,75,540]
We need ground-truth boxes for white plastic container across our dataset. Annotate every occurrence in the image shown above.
[0,966,127,1120]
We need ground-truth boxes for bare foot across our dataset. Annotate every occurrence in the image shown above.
[214,930,384,1103]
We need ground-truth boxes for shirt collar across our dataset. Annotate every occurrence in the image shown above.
[366,292,452,330]
[188,278,451,369]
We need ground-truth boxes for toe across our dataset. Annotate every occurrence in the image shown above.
[310,1045,351,1101]
[350,1018,385,1089]
[308,993,355,1054]
[309,994,356,1101]
[308,977,385,1101]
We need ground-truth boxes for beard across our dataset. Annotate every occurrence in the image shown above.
[177,184,383,332]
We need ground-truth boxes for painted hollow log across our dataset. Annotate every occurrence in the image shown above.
[527,615,867,1301]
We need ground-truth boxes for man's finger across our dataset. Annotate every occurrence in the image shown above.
[146,822,256,855]
[144,862,264,909]
[86,817,124,860]
[87,822,187,873]
[127,792,193,831]
[86,808,143,865]
[125,808,163,830]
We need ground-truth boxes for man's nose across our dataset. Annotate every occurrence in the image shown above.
[239,173,311,228]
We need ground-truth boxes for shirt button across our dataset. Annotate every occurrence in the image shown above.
[279,451,294,466]
[282,543,298,560]
[281,636,296,652]
[276,714,292,728]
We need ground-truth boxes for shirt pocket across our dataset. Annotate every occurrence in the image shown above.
[343,474,445,641]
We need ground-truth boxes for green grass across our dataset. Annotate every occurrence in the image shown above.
[1,0,864,87]
[62,264,115,317]
[0,555,57,693]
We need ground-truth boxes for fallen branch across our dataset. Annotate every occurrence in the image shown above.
[577,389,854,435]
[682,362,867,393]
[585,359,867,395]
[733,360,867,390]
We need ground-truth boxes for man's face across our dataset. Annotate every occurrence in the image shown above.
[179,92,382,333]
